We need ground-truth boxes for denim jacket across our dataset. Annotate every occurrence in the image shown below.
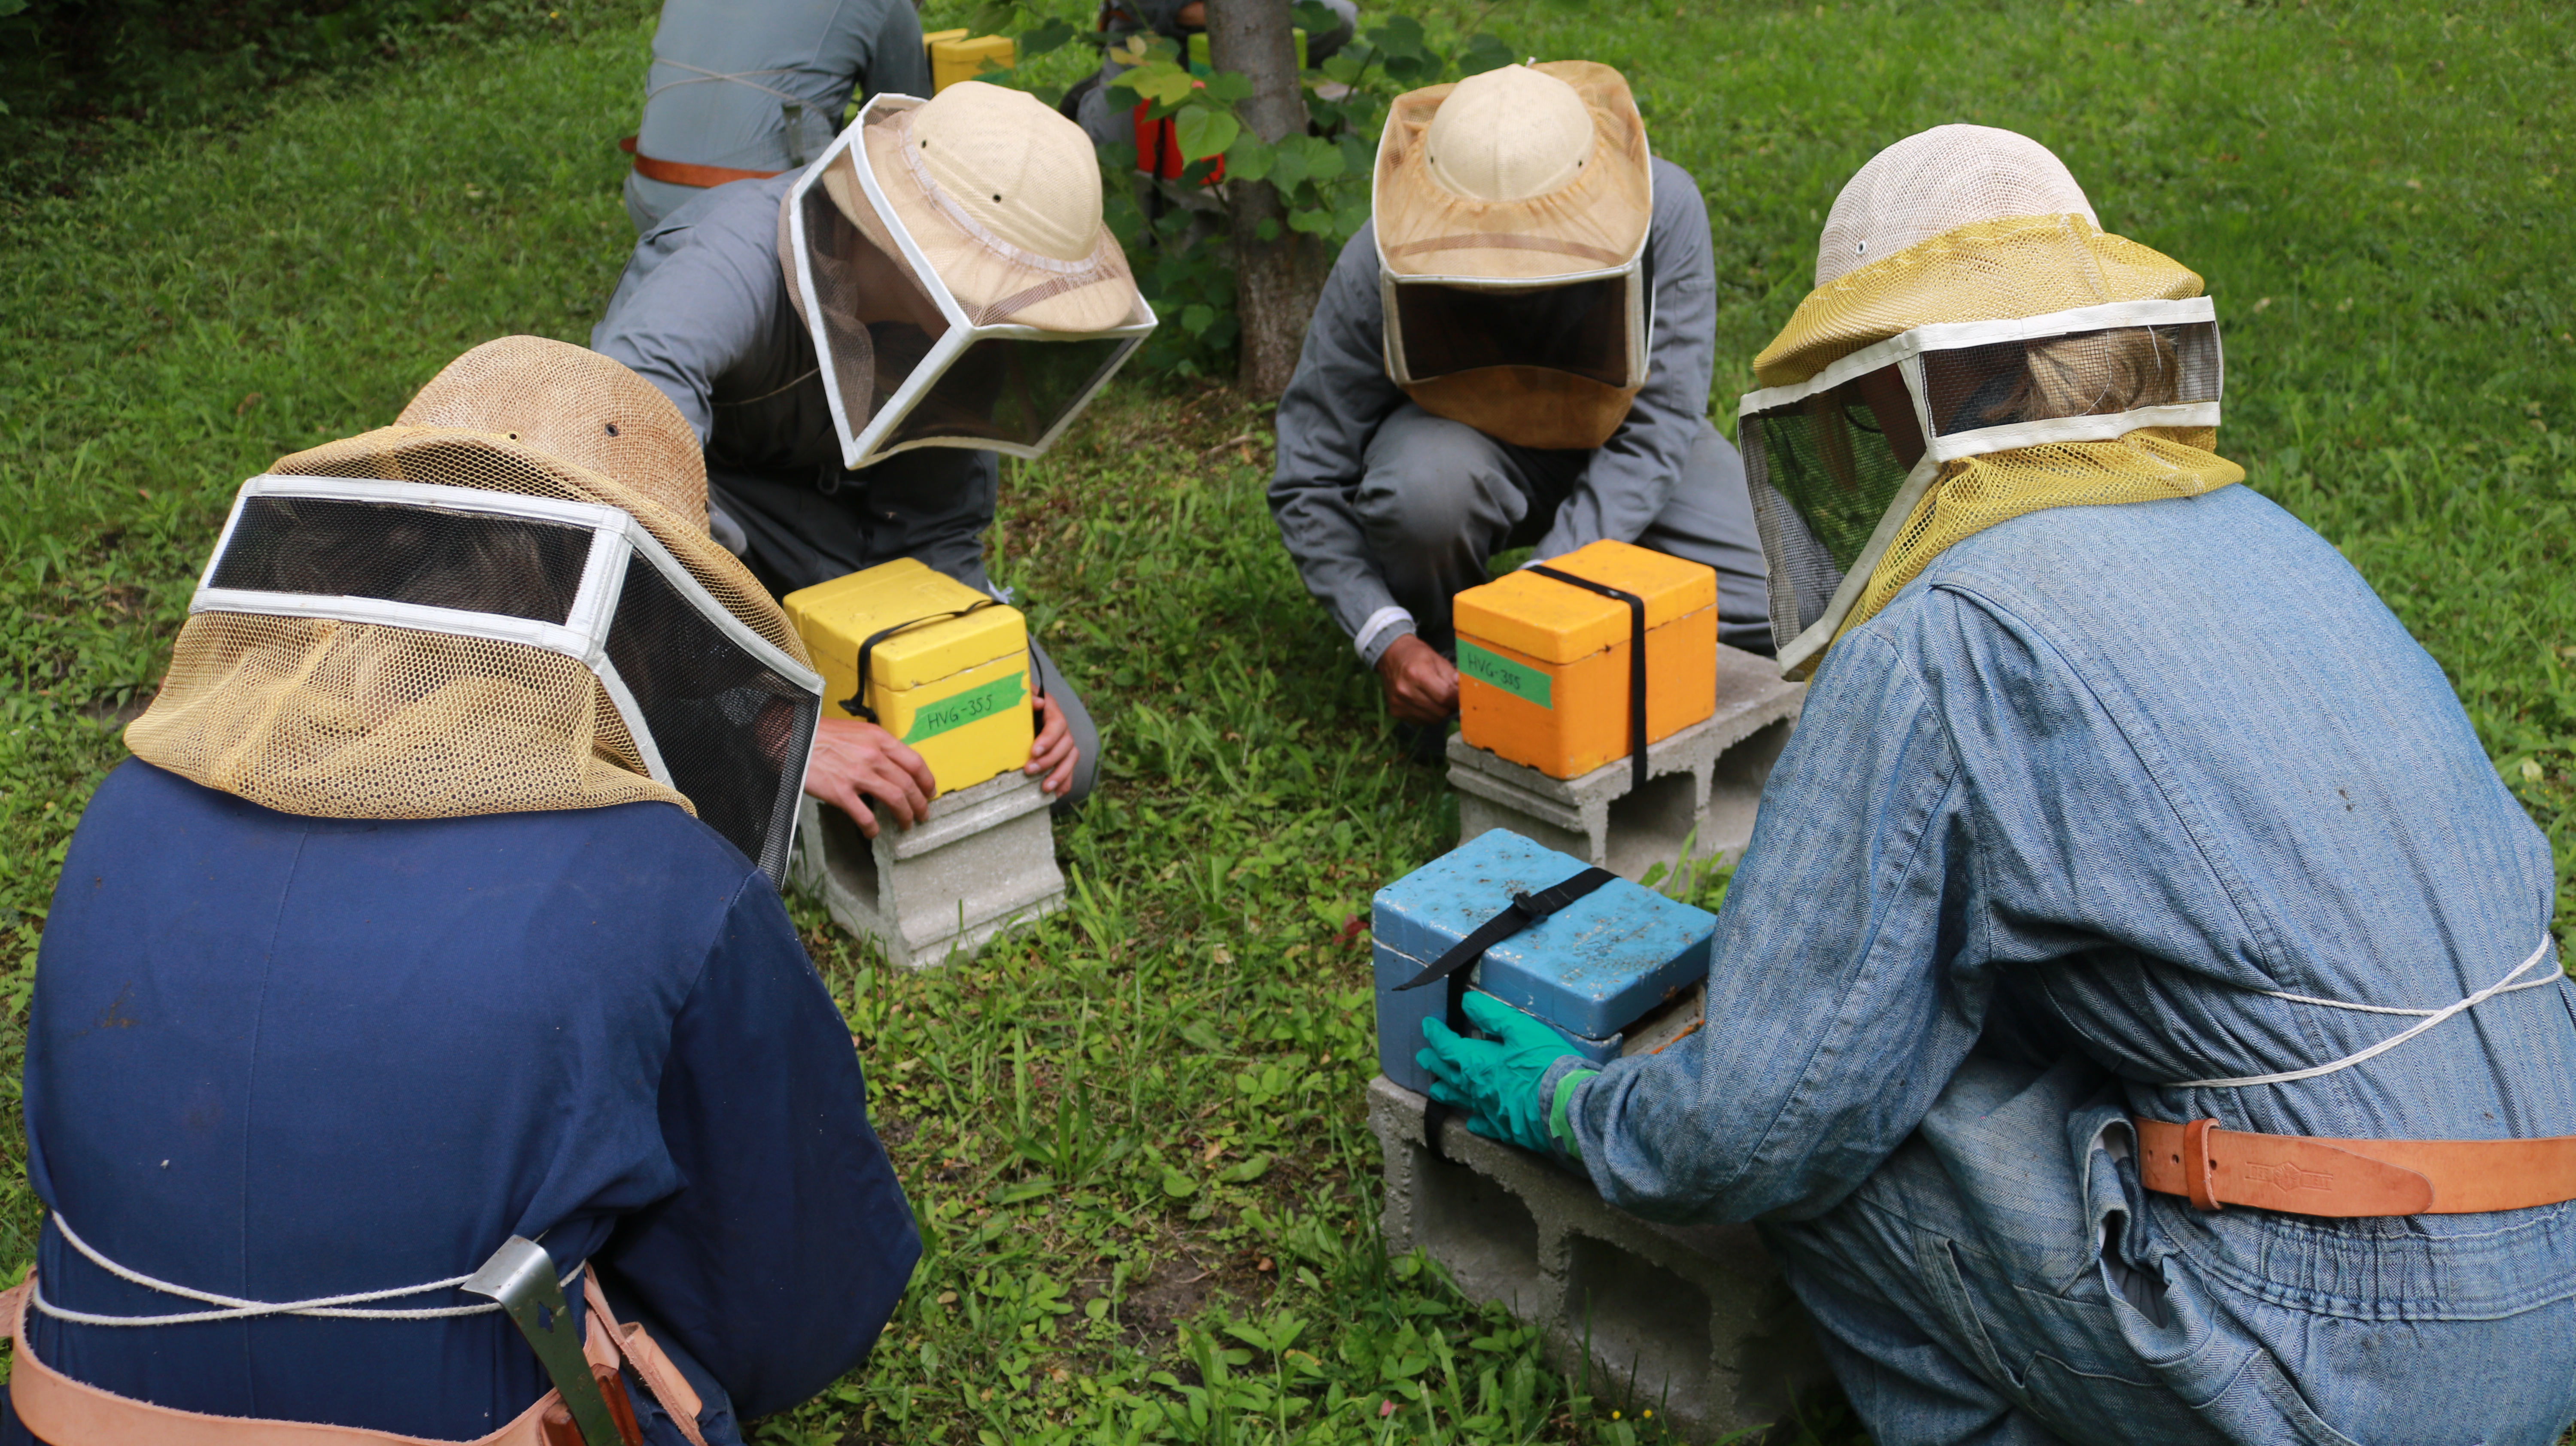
[1557,483,2576,1434]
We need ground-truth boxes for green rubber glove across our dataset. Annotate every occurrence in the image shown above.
[1417,992,1585,1154]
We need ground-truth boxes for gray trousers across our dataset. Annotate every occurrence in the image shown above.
[1353,403,1774,659]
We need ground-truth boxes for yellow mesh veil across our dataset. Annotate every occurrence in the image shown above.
[126,339,814,825]
[1751,214,2242,676]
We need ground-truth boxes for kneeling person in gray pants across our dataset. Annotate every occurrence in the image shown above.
[1269,61,1769,731]
[594,83,1154,834]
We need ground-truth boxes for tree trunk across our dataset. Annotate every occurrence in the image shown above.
[1206,0,1323,397]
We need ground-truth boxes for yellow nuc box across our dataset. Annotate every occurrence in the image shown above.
[784,559,1034,798]
[930,34,1018,92]
[1453,540,1719,781]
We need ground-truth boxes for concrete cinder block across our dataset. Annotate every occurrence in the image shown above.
[1448,643,1803,881]
[1368,1074,1829,1442]
[788,770,1066,969]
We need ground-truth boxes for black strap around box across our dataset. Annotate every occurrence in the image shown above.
[1395,863,1616,1155]
[1526,565,1649,793]
[842,599,999,723]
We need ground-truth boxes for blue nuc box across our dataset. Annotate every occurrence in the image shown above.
[1373,829,1716,1096]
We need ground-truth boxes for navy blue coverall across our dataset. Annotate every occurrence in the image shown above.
[5,759,917,1445]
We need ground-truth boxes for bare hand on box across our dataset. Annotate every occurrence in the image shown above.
[1026,693,1079,798]
[805,716,937,838]
[1376,633,1459,726]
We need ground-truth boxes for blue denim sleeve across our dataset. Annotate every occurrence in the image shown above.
[1567,625,1989,1224]
[598,874,921,1420]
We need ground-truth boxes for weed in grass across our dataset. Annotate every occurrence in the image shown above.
[0,3,2568,1445]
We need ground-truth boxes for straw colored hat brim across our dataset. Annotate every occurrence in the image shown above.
[821,100,1145,335]
[1374,60,1652,283]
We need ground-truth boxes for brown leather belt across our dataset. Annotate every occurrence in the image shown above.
[619,136,781,189]
[2134,1116,2576,1216]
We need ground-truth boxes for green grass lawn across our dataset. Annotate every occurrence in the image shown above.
[0,2,2569,1443]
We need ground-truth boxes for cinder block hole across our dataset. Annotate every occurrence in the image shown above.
[817,803,884,916]
[1411,1142,1543,1312]
[1604,769,1703,880]
[1562,1233,1713,1414]
[1713,719,1792,795]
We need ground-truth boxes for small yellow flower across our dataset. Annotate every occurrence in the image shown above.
[1611,1410,1622,1420]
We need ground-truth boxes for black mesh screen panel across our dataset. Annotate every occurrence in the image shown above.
[1918,320,2221,437]
[801,183,958,435]
[210,496,591,623]
[1392,276,1632,386]
[881,335,1134,450]
[604,560,818,880]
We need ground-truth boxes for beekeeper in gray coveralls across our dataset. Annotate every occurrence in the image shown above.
[619,0,929,233]
[595,82,1156,835]
[1270,62,1771,738]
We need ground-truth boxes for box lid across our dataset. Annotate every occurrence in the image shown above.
[784,558,1027,691]
[1453,539,1717,664]
[1371,829,1712,1040]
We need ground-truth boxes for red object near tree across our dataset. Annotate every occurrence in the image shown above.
[1132,90,1226,184]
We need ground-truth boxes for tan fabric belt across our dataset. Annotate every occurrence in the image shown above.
[5,1270,709,1446]
[2134,1117,2576,1216]
[619,136,781,189]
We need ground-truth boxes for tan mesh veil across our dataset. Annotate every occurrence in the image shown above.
[127,339,818,849]
[1746,212,2243,679]
[1373,61,1654,451]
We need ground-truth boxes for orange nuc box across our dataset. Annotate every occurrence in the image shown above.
[1453,540,1719,781]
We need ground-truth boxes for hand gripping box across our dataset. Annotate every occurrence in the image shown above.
[784,559,1033,798]
[1453,539,1718,781]
[1373,829,1714,1097]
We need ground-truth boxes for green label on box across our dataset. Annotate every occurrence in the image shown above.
[902,671,1027,743]
[1457,640,1551,709]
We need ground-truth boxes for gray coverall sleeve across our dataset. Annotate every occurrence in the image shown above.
[1267,225,1411,649]
[844,0,930,101]
[1528,158,1719,564]
[590,186,791,446]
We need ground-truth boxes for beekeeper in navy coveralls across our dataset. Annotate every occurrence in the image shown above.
[1270,62,1772,745]
[1418,127,2576,1445]
[596,81,1155,835]
[3,338,916,1446]
[619,0,929,233]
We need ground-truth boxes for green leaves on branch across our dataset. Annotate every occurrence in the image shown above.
[1099,18,1510,377]
[1015,16,1075,60]
[1217,132,1340,188]
[1173,107,1238,165]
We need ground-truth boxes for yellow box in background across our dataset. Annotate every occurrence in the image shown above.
[1453,540,1718,781]
[784,559,1034,798]
[930,34,1018,92]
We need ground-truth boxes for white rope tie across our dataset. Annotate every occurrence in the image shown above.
[2169,934,2561,1090]
[32,1215,570,1328]
[645,60,808,106]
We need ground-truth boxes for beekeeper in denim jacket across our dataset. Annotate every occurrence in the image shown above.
[1419,125,2576,1446]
